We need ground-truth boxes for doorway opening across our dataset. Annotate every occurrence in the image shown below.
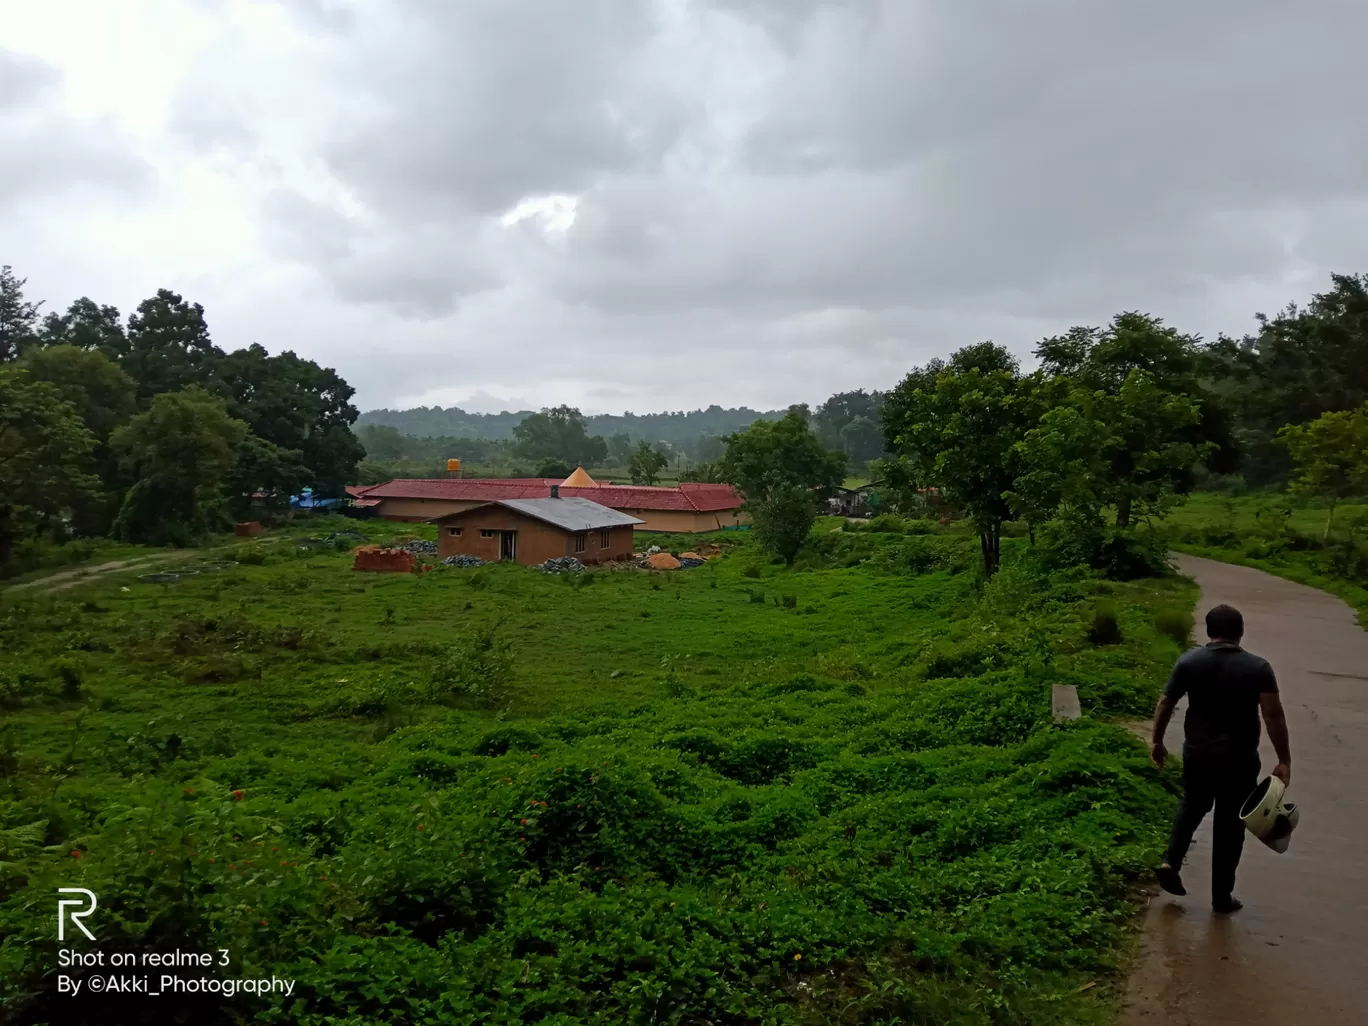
[499,531,517,561]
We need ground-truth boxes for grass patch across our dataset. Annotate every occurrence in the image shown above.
[0,526,1194,1024]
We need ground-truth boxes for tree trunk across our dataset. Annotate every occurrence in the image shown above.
[1323,498,1338,542]
[979,522,1002,577]
[1116,496,1132,530]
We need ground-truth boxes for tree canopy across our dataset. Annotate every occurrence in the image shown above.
[512,405,609,467]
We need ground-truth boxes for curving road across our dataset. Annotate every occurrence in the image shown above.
[1122,554,1368,1024]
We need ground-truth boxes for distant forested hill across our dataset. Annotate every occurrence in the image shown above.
[357,404,784,449]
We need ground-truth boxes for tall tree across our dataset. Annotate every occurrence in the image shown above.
[1036,312,1236,485]
[719,409,845,565]
[718,408,845,504]
[1010,371,1207,532]
[110,387,247,545]
[607,432,634,464]
[38,297,128,361]
[627,442,669,486]
[0,368,99,571]
[211,343,364,496]
[0,265,42,362]
[227,434,311,519]
[1204,274,1368,484]
[883,344,1043,575]
[512,405,607,467]
[16,346,138,533]
[1277,402,1368,540]
[122,288,224,400]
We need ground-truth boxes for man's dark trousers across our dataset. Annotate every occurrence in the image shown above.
[1164,751,1260,901]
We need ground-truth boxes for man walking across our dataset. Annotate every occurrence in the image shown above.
[1149,603,1293,913]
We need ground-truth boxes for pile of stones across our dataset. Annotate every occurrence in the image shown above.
[442,554,485,567]
[402,539,439,555]
[536,556,586,574]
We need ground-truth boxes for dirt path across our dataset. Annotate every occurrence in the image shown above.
[1122,554,1368,1024]
[3,558,158,593]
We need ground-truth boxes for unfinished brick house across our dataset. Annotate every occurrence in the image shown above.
[431,491,642,566]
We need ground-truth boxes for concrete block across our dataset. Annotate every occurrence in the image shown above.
[1052,683,1081,723]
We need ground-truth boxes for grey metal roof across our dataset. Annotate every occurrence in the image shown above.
[492,496,643,532]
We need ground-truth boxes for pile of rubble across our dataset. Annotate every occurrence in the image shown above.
[442,554,485,568]
[634,547,708,570]
[401,539,439,555]
[537,556,586,574]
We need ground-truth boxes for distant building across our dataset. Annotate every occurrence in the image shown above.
[350,468,746,533]
[432,493,641,565]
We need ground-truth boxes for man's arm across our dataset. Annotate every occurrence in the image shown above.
[1260,691,1292,786]
[1150,693,1179,768]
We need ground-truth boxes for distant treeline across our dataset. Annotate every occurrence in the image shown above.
[358,405,785,454]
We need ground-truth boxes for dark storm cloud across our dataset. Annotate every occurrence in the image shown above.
[0,49,147,204]
[289,0,1368,340]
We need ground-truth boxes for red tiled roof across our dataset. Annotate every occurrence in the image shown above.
[352,477,742,512]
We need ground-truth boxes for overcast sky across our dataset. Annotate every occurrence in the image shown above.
[3,1,1365,415]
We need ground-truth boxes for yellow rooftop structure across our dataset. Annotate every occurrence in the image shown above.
[560,466,597,488]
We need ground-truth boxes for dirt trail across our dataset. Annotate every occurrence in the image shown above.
[1122,554,1368,1024]
[3,558,157,593]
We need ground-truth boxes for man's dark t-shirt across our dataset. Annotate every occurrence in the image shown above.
[1164,642,1278,758]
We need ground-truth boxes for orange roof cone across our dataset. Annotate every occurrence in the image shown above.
[561,466,597,488]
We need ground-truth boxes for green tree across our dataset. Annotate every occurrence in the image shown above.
[607,432,634,464]
[227,434,311,518]
[122,288,224,400]
[16,346,139,534]
[211,343,364,496]
[535,457,575,479]
[513,405,607,466]
[717,408,845,503]
[17,345,136,443]
[1013,371,1209,531]
[1277,403,1368,540]
[0,368,99,571]
[0,265,42,362]
[751,483,818,566]
[1204,274,1368,484]
[356,423,407,462]
[38,297,128,361]
[1037,312,1237,485]
[882,344,1043,575]
[110,387,248,545]
[627,442,669,486]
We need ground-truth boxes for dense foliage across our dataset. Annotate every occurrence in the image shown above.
[0,519,1193,1025]
[0,269,365,576]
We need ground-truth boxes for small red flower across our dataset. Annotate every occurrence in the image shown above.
[259,918,268,926]
[502,777,512,783]
[71,850,81,859]
[232,790,244,800]
[272,847,278,852]
[417,824,425,831]
[209,858,216,864]
[520,818,529,825]
[280,860,288,866]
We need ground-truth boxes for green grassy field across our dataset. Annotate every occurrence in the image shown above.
[1,517,1194,1025]
[1167,492,1368,621]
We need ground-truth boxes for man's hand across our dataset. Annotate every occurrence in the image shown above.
[1272,761,1291,787]
[1150,742,1168,769]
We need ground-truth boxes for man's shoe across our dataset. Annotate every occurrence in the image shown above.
[1156,864,1186,896]
[1212,896,1244,914]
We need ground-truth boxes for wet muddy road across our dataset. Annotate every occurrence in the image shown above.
[1122,554,1368,1024]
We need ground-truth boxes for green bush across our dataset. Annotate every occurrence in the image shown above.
[1089,602,1123,645]
[1153,606,1194,648]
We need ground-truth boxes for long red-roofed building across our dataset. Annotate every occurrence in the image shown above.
[347,470,745,533]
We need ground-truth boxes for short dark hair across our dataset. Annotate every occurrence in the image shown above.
[1206,604,1244,639]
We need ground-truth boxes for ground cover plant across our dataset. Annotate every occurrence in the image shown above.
[1167,492,1368,620]
[0,517,1193,1025]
